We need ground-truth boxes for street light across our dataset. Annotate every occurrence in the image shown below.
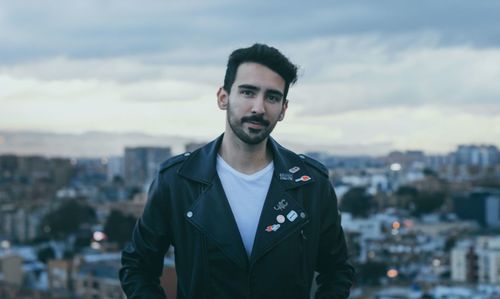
[387,269,399,278]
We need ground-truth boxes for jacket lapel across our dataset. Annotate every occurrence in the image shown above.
[250,174,309,264]
[180,135,249,270]
[186,176,249,271]
[250,137,315,264]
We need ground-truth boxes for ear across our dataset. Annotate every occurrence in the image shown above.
[278,99,288,121]
[217,87,229,110]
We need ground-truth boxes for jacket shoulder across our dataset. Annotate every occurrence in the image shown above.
[299,154,329,178]
[158,152,191,173]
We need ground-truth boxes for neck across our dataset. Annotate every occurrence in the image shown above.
[219,129,273,175]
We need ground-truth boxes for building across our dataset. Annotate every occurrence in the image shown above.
[0,246,46,293]
[454,145,498,167]
[75,261,124,299]
[451,244,477,283]
[476,236,500,284]
[47,259,74,295]
[124,146,171,188]
[0,155,18,178]
[106,156,124,182]
[451,236,500,285]
[341,213,384,263]
[0,254,23,286]
[341,213,384,241]
[0,155,73,203]
[453,188,500,228]
[74,253,124,299]
[73,253,177,299]
[385,150,425,169]
[0,203,46,243]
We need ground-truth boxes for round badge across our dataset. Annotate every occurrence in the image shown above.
[276,215,285,224]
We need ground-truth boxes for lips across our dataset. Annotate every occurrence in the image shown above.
[242,116,269,129]
[247,121,265,129]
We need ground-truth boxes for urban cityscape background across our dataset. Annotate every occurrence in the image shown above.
[1,1,500,298]
[1,142,499,298]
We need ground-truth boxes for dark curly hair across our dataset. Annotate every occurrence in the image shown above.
[223,43,298,100]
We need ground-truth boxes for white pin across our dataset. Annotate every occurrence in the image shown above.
[276,215,285,224]
[287,210,298,222]
[289,166,300,174]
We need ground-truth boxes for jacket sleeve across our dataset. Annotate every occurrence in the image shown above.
[119,175,172,298]
[315,183,355,299]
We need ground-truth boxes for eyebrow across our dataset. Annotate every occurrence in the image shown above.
[238,84,260,91]
[238,84,284,98]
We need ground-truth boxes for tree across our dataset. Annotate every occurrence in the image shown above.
[395,186,418,209]
[37,246,55,263]
[42,200,96,239]
[339,187,373,218]
[396,186,418,197]
[423,167,438,177]
[395,186,445,216]
[104,209,137,248]
[412,191,445,216]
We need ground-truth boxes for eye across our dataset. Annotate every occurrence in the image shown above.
[266,94,282,103]
[240,89,255,97]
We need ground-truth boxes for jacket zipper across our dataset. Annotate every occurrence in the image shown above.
[252,219,309,268]
[249,219,310,273]
[247,220,310,298]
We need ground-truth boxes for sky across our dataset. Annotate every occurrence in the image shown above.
[1,0,500,155]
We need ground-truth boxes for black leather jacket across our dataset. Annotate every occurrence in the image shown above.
[120,135,354,299]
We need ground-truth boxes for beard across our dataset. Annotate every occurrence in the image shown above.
[227,104,277,145]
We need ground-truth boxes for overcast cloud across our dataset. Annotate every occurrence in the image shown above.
[1,0,499,154]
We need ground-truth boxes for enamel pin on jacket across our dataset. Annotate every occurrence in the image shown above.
[119,134,354,299]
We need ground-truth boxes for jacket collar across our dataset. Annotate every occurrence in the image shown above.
[178,133,314,190]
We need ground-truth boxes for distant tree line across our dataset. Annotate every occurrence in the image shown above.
[41,199,137,249]
[339,185,446,217]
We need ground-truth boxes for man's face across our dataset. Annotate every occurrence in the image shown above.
[218,62,288,145]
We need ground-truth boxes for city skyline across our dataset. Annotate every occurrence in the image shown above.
[1,1,500,155]
[1,130,499,158]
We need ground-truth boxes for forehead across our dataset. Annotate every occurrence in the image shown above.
[233,62,285,93]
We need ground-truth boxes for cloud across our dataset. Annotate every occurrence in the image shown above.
[1,1,499,154]
[276,106,500,154]
[0,55,224,84]
[1,1,499,64]
[0,73,214,105]
[288,36,500,116]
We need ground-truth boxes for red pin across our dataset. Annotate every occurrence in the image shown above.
[295,175,311,182]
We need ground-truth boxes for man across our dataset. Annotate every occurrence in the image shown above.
[120,44,354,299]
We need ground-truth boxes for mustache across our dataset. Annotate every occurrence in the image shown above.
[241,115,270,126]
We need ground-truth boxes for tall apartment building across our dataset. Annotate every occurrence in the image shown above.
[124,146,171,188]
[451,244,478,283]
[451,236,500,284]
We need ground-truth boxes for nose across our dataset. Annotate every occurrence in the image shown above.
[251,95,265,114]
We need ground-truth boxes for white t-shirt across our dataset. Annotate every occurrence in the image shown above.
[216,155,274,257]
